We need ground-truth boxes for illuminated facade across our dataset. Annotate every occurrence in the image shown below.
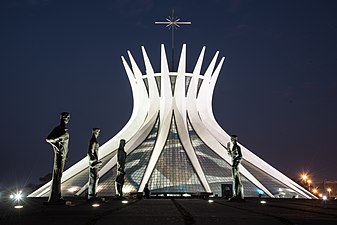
[29,45,316,198]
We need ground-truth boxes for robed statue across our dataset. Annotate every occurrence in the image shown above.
[115,139,126,197]
[227,134,244,201]
[46,112,70,203]
[87,128,102,200]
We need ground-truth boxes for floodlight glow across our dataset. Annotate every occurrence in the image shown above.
[10,194,14,199]
[92,203,100,207]
[301,174,308,180]
[260,200,267,204]
[322,196,327,200]
[122,186,133,194]
[121,200,128,204]
[96,185,103,192]
[65,201,72,206]
[256,189,264,195]
[167,194,181,197]
[67,186,80,193]
[14,193,22,201]
[14,205,23,209]
[208,199,214,203]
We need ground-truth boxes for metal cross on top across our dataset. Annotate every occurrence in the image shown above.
[155,9,191,71]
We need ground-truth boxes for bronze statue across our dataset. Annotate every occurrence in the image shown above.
[227,135,244,201]
[144,183,150,199]
[46,112,70,203]
[115,139,126,197]
[87,128,102,200]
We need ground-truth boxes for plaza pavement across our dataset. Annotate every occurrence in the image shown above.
[1,197,336,225]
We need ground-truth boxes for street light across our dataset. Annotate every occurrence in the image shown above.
[300,173,309,187]
[10,190,24,209]
[327,188,332,197]
[301,174,308,182]
[307,179,312,191]
[312,188,318,194]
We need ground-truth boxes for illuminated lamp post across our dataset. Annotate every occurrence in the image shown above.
[301,174,308,184]
[307,179,312,191]
[10,190,24,209]
[327,188,332,198]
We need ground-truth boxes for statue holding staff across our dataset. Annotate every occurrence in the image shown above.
[87,128,102,200]
[115,139,126,197]
[227,134,244,201]
[46,112,70,203]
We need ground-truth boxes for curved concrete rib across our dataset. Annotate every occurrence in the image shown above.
[29,44,316,199]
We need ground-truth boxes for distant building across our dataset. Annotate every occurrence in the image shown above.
[29,45,315,199]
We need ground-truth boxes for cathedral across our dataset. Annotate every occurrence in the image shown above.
[29,44,315,199]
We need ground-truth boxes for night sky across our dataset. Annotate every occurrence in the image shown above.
[1,0,337,190]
